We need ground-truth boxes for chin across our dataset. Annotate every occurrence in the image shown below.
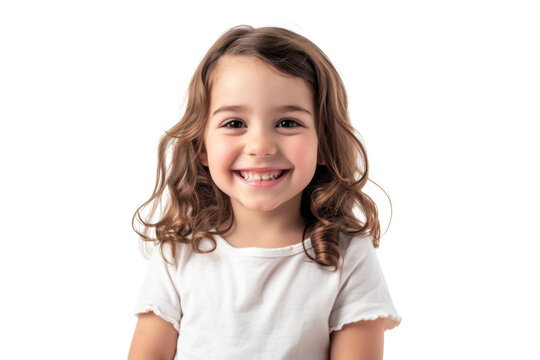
[240,201,282,213]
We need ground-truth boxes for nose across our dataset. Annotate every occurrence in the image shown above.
[244,124,277,157]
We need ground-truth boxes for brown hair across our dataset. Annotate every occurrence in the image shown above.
[132,25,391,271]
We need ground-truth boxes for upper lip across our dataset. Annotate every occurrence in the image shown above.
[234,167,288,172]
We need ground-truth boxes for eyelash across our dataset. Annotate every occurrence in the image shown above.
[221,119,302,129]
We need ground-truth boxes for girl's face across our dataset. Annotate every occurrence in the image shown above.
[200,55,319,214]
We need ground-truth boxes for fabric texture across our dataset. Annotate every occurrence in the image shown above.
[133,231,401,360]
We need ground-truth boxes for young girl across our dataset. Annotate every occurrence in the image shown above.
[128,25,401,360]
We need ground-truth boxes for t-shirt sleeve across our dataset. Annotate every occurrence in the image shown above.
[133,242,182,333]
[329,235,402,333]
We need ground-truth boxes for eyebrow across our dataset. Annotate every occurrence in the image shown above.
[212,104,312,117]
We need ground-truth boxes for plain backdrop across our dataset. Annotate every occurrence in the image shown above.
[1,0,538,359]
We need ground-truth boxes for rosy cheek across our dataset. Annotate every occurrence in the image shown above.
[215,142,231,155]
[289,139,306,154]
[212,140,237,167]
[289,138,317,164]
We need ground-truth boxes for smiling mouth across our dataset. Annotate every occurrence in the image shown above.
[233,170,288,181]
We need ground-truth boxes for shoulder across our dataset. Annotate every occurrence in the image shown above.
[144,240,189,269]
[338,232,374,251]
[333,232,384,287]
[338,232,376,265]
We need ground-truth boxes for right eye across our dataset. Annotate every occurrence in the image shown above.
[221,119,245,128]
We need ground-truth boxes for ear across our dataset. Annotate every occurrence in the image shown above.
[317,153,326,166]
[199,149,208,166]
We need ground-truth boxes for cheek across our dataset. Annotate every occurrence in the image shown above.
[287,137,318,175]
[208,138,237,169]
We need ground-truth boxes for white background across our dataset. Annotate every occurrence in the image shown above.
[1,0,539,359]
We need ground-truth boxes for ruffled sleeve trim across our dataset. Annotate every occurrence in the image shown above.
[134,304,180,333]
[329,310,402,333]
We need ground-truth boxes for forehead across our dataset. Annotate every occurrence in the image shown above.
[209,55,314,111]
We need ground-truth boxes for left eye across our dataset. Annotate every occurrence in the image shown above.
[277,119,301,128]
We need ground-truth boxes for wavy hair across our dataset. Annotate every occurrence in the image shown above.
[132,25,392,272]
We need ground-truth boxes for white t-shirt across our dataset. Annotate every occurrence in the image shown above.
[133,231,401,360]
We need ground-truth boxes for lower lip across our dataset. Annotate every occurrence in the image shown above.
[234,170,290,188]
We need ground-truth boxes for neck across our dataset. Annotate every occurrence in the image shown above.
[217,193,307,248]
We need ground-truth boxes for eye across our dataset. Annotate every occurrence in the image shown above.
[276,119,301,128]
[221,119,245,128]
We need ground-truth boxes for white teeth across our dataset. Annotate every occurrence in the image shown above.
[239,170,284,181]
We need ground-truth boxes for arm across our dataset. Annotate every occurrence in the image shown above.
[329,318,386,360]
[128,311,179,360]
